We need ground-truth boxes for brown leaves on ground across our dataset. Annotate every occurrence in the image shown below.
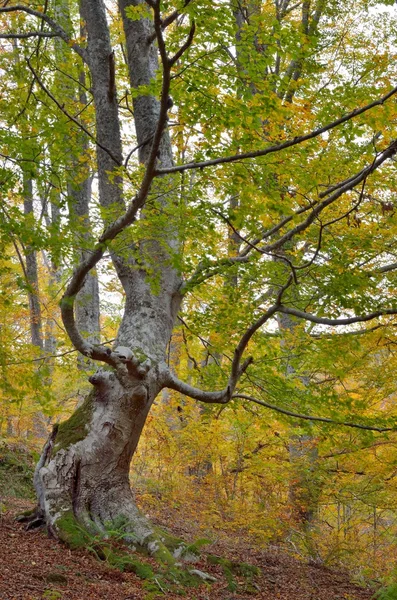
[0,498,374,600]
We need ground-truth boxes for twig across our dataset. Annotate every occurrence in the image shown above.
[26,58,122,167]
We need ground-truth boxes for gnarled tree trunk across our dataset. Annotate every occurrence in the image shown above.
[35,368,174,558]
[32,0,183,558]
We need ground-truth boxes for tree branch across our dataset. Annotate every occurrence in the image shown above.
[183,142,396,290]
[147,0,194,43]
[278,305,397,326]
[0,31,57,39]
[253,141,397,254]
[233,393,395,433]
[154,85,397,175]
[162,279,292,403]
[0,4,87,62]
[168,20,195,66]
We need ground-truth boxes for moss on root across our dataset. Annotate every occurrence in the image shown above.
[207,554,260,593]
[55,511,93,549]
[55,514,209,598]
[53,392,94,454]
[154,527,211,562]
[154,527,184,552]
[140,532,176,565]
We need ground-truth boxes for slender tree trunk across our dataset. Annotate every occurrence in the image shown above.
[23,175,43,351]
[70,174,101,367]
[22,174,50,439]
[55,0,101,365]
[277,311,321,533]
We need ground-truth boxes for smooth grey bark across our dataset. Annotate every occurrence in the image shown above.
[34,0,182,556]
[23,175,50,439]
[55,0,101,362]
[23,175,43,351]
[69,175,100,352]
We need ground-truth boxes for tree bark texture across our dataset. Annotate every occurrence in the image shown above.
[23,175,43,351]
[34,0,182,556]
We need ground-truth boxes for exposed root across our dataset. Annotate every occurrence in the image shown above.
[15,507,45,531]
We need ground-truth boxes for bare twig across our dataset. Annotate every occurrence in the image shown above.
[26,58,122,167]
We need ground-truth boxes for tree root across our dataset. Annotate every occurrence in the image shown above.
[15,507,45,530]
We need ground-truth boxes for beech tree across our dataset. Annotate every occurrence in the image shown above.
[1,0,397,558]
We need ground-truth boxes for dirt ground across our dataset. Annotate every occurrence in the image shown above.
[0,498,375,600]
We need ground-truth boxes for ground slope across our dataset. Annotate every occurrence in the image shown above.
[0,498,373,600]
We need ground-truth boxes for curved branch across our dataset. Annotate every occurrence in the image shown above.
[155,85,397,175]
[278,305,397,326]
[261,142,396,254]
[233,394,395,433]
[162,281,291,403]
[163,368,231,403]
[168,20,195,67]
[184,140,397,291]
[0,4,87,62]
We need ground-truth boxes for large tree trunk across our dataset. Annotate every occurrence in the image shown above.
[55,0,101,364]
[34,368,174,558]
[33,0,182,558]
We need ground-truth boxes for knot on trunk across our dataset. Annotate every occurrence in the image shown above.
[89,369,116,387]
[112,346,151,379]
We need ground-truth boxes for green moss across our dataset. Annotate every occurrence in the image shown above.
[53,392,94,453]
[56,511,92,549]
[142,579,164,599]
[57,517,157,582]
[138,532,175,565]
[102,546,155,579]
[0,442,35,499]
[154,528,211,561]
[55,514,214,599]
[235,561,260,578]
[206,554,259,592]
[221,562,237,592]
[184,538,212,556]
[154,527,184,552]
[374,583,397,600]
[165,567,201,588]
[17,507,36,518]
[141,567,201,599]
[121,557,155,579]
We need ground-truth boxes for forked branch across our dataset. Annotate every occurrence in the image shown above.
[0,4,87,61]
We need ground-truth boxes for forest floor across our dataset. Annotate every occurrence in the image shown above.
[0,497,375,600]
